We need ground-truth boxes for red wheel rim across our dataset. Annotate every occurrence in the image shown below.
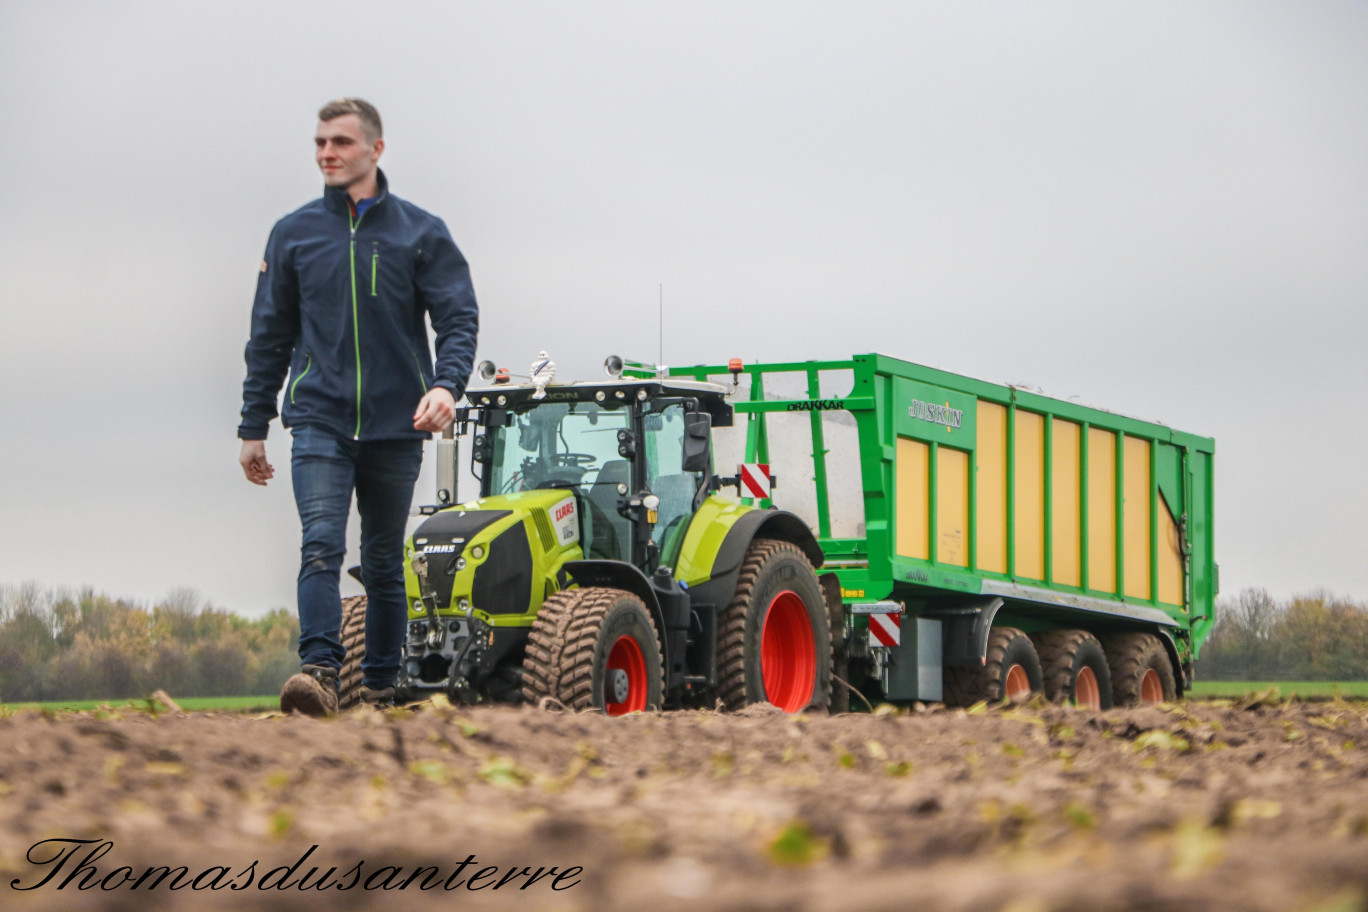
[1003,664,1032,700]
[760,590,816,713]
[605,634,648,716]
[1074,666,1101,709]
[1139,668,1164,703]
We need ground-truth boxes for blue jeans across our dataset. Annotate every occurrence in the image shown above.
[291,424,423,690]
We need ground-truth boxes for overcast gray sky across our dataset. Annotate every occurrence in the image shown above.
[1,1,1365,616]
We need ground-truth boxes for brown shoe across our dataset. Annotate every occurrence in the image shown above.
[358,685,396,708]
[280,665,339,717]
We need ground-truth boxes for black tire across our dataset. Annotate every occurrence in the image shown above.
[521,587,664,714]
[337,595,368,709]
[1102,632,1177,705]
[820,575,850,714]
[943,626,1043,706]
[717,539,832,713]
[1033,629,1113,709]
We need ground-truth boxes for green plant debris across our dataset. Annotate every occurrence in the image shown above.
[885,761,914,778]
[1231,799,1282,823]
[478,758,530,788]
[836,749,857,769]
[766,821,828,867]
[1297,887,1366,912]
[1168,818,1224,879]
[1001,743,1025,758]
[269,809,293,838]
[1064,801,1096,829]
[865,740,887,760]
[711,750,734,778]
[1133,730,1190,753]
[410,760,449,785]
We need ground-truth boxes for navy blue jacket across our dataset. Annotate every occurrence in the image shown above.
[238,170,478,441]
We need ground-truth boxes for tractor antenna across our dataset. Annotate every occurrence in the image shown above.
[658,284,664,374]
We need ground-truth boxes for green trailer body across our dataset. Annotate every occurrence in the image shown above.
[668,353,1216,702]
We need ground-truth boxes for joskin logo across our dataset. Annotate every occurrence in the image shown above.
[908,399,963,431]
[786,399,846,412]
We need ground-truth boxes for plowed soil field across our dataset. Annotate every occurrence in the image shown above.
[3,697,1368,911]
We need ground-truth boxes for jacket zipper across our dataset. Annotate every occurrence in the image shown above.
[290,353,312,404]
[371,248,378,296]
[411,350,429,394]
[349,205,365,439]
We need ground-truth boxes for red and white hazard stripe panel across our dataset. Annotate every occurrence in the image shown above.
[869,612,901,648]
[739,463,771,499]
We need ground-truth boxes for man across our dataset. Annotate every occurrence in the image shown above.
[238,98,478,716]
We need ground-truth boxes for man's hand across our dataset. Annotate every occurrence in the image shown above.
[413,387,458,433]
[240,439,275,486]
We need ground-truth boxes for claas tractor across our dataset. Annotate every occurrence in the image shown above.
[337,354,835,714]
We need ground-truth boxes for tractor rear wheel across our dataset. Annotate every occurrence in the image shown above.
[1033,629,1114,709]
[717,539,832,713]
[521,587,664,715]
[1103,632,1176,705]
[337,595,368,710]
[943,626,1043,706]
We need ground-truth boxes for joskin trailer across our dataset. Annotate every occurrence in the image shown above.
[335,351,1215,713]
[667,353,1216,710]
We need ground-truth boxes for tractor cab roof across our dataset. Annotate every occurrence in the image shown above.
[464,377,735,427]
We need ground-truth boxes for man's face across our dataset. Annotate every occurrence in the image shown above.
[314,114,383,193]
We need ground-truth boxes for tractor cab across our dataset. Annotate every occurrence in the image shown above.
[462,372,733,576]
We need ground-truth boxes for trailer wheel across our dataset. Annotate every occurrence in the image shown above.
[521,587,663,715]
[1033,629,1113,709]
[943,626,1043,706]
[337,595,368,710]
[1102,633,1176,705]
[718,539,832,713]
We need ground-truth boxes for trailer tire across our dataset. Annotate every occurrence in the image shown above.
[337,595,368,710]
[1033,629,1113,709]
[522,587,664,715]
[718,539,832,713]
[943,626,1042,706]
[1102,632,1176,705]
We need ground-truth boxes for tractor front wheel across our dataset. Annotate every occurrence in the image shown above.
[717,539,832,713]
[522,587,664,715]
[337,595,368,709]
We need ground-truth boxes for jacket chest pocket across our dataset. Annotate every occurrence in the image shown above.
[367,241,418,299]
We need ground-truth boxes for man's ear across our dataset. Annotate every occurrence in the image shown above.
[371,137,385,163]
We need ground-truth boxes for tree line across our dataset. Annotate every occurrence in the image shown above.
[2,582,1364,702]
[0,583,300,702]
[1195,588,1368,681]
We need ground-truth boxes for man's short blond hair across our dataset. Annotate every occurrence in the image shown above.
[318,98,383,142]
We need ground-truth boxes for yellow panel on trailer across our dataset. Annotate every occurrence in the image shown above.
[1050,418,1082,587]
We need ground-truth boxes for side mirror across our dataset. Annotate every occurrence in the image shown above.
[681,413,711,473]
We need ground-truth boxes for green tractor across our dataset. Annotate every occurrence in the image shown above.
[338,355,835,714]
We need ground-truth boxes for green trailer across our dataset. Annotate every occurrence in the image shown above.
[667,353,1216,709]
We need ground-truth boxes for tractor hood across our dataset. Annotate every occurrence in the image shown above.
[405,489,583,623]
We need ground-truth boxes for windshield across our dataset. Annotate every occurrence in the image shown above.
[486,401,631,496]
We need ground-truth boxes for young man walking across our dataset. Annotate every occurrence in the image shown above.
[238,98,478,716]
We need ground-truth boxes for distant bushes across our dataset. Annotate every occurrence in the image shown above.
[0,583,300,702]
[1196,588,1368,681]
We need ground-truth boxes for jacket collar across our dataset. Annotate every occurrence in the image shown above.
[323,167,390,216]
